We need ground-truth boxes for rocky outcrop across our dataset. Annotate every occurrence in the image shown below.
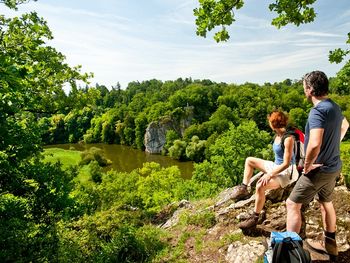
[144,106,194,154]
[144,120,171,154]
[159,200,193,229]
[217,185,350,261]
[226,240,265,263]
[156,178,350,262]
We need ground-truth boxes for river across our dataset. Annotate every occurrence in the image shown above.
[45,143,194,179]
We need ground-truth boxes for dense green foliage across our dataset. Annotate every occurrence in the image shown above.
[194,0,317,42]
[1,1,350,262]
[193,121,272,188]
[0,4,90,261]
[341,142,350,188]
[39,78,349,152]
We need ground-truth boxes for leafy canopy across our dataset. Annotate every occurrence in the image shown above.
[194,0,317,42]
[1,1,91,261]
[194,0,349,64]
[0,0,37,10]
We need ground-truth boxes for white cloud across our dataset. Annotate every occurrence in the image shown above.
[234,13,272,30]
[340,9,350,18]
[297,31,343,38]
[2,0,347,88]
[39,4,130,22]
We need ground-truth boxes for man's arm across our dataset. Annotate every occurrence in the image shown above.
[340,117,349,141]
[304,128,324,174]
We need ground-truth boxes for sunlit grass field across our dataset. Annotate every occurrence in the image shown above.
[43,148,81,168]
[43,148,91,184]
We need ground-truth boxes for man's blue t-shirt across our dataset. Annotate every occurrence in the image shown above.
[305,98,343,173]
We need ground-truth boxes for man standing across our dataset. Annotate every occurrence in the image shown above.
[286,71,349,260]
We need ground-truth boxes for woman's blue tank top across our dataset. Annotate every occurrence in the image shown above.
[273,140,296,165]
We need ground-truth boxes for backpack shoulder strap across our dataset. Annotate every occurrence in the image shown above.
[281,129,298,149]
[291,240,311,263]
[281,128,301,165]
[271,242,283,263]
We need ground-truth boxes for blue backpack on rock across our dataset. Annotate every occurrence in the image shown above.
[264,232,311,263]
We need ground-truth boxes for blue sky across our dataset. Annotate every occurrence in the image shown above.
[3,0,350,89]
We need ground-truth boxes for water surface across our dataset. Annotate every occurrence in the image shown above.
[45,143,194,179]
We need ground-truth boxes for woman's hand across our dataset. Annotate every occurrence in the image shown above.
[258,173,272,186]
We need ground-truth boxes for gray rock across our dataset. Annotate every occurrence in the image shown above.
[144,121,169,154]
[159,200,193,229]
[144,107,194,154]
[225,241,265,263]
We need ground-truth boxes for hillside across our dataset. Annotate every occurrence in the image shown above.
[154,180,350,262]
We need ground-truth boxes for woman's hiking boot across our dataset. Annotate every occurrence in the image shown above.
[231,184,250,201]
[237,213,259,229]
[306,236,338,261]
[237,210,266,224]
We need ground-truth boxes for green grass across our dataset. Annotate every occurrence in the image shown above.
[43,148,92,184]
[43,148,81,169]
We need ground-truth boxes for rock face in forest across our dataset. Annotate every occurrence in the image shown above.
[144,119,173,154]
[144,106,194,154]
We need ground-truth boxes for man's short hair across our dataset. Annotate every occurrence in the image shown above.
[303,71,329,97]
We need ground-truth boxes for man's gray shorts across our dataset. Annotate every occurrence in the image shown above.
[288,169,340,204]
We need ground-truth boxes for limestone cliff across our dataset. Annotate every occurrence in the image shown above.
[144,117,175,154]
[144,106,194,154]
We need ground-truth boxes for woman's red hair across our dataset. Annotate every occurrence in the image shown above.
[268,110,288,129]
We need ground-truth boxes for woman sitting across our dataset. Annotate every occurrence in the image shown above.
[232,110,298,229]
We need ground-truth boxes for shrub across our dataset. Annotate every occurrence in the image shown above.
[100,225,166,263]
[163,129,180,154]
[58,213,165,263]
[181,210,216,228]
[89,161,103,183]
[136,163,184,214]
[192,121,272,188]
[185,135,206,162]
[341,142,350,189]
[80,147,111,167]
[168,139,187,160]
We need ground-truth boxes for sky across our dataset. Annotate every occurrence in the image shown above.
[3,0,350,89]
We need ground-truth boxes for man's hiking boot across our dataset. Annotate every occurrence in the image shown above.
[237,213,259,229]
[306,236,338,261]
[231,184,250,202]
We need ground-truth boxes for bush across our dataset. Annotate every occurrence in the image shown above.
[168,139,187,160]
[192,121,272,188]
[136,163,184,214]
[1,160,76,262]
[83,132,94,144]
[341,142,350,188]
[58,211,165,263]
[185,135,206,162]
[0,194,31,262]
[100,226,147,263]
[100,225,166,263]
[163,129,180,154]
[178,179,220,200]
[181,210,216,228]
[89,161,103,183]
[80,147,111,167]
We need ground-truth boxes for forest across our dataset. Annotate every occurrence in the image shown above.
[1,0,350,262]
